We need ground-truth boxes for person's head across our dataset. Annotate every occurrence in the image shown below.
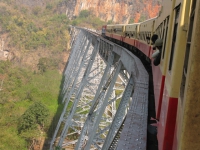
[151,34,158,44]
[154,39,163,50]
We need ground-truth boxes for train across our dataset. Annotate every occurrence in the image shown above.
[102,0,200,150]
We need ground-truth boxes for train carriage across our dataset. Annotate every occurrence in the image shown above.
[171,0,200,150]
[112,24,126,41]
[135,18,157,57]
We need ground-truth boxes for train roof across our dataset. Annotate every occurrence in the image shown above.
[126,23,140,27]
[140,17,157,24]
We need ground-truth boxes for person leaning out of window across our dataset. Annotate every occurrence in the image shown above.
[151,39,163,66]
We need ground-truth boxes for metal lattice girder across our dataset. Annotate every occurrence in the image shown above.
[75,61,122,150]
[74,50,115,149]
[62,32,87,95]
[57,38,100,147]
[63,31,84,80]
[62,35,90,103]
[59,48,105,148]
[50,31,101,149]
[70,26,79,47]
[102,75,134,150]
[50,31,89,149]
[62,35,92,104]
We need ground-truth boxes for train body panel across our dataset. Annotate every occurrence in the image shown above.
[101,0,200,149]
[178,1,200,150]
[123,37,135,46]
[158,93,178,150]
[135,40,151,57]
[151,63,163,116]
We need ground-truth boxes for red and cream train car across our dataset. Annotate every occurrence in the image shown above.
[103,0,200,149]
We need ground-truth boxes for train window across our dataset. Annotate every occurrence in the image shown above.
[169,6,180,71]
[180,0,196,100]
[143,32,145,41]
[158,26,161,38]
[162,16,169,59]
[155,29,158,38]
[156,27,159,38]
[162,21,165,39]
[142,32,144,40]
[143,32,145,40]
[160,23,163,38]
[157,29,159,38]
[158,25,161,38]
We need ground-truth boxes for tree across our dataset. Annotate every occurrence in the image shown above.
[18,102,49,133]
[79,10,90,18]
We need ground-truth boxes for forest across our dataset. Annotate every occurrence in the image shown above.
[0,0,105,149]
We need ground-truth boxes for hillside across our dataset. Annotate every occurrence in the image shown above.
[0,0,70,72]
[65,0,161,23]
[0,0,71,149]
[10,0,161,24]
[0,0,161,149]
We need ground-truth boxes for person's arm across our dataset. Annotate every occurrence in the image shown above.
[153,52,161,66]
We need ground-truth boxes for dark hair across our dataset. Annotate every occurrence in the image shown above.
[151,34,158,44]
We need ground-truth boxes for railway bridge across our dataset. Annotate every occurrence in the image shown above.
[50,28,150,150]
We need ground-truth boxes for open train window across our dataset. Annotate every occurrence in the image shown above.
[162,16,169,59]
[180,0,196,101]
[169,5,180,71]
[160,23,163,38]
[156,26,160,38]
[156,27,159,37]
[162,21,165,39]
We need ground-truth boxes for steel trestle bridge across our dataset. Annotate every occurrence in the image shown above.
[50,28,149,150]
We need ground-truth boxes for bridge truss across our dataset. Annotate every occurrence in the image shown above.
[50,28,149,150]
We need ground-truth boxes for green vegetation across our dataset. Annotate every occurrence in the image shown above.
[71,10,106,29]
[129,18,134,24]
[0,61,62,149]
[18,102,49,133]
[0,3,70,51]
[115,89,124,109]
[139,14,148,22]
[107,20,113,25]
